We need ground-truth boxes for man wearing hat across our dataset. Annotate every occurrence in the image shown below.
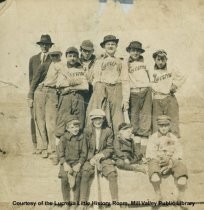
[79,40,96,110]
[150,49,185,138]
[146,115,188,203]
[122,41,152,159]
[27,34,53,154]
[87,35,124,136]
[28,45,63,162]
[55,47,89,141]
[57,114,87,203]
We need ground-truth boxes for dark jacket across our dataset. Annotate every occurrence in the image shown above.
[58,131,87,165]
[85,125,114,161]
[29,53,51,85]
[27,60,52,99]
[114,136,135,161]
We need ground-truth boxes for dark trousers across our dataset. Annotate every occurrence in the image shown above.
[61,173,81,202]
[115,159,138,171]
[30,107,37,148]
[57,92,85,132]
[130,88,152,137]
[152,95,180,138]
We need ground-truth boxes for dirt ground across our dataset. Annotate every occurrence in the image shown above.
[0,100,204,210]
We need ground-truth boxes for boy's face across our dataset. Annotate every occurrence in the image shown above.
[50,54,61,63]
[104,41,117,56]
[119,127,133,140]
[155,56,167,69]
[40,43,52,53]
[129,48,141,60]
[66,52,78,65]
[158,123,170,135]
[66,122,80,136]
[92,117,104,128]
[81,48,94,60]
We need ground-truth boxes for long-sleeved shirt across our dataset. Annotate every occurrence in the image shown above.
[56,62,88,90]
[122,56,150,103]
[146,132,183,161]
[92,54,122,85]
[150,65,185,99]
[58,131,87,165]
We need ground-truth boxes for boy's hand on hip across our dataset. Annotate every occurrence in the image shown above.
[72,163,81,173]
[63,163,73,173]
[90,158,96,166]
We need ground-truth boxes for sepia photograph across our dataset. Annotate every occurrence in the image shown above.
[0,0,204,210]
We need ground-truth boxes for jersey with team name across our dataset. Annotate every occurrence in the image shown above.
[150,67,185,95]
[92,55,122,85]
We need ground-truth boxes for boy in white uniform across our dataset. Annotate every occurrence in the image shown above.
[122,41,152,158]
[151,50,185,138]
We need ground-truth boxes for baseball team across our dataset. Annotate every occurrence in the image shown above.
[27,34,188,210]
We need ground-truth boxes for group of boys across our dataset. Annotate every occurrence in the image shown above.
[27,34,188,210]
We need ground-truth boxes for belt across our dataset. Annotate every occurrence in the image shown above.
[131,87,148,93]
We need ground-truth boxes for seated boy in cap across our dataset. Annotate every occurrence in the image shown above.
[57,115,87,204]
[150,50,185,138]
[146,115,188,202]
[122,41,152,160]
[80,109,118,203]
[55,47,89,141]
[113,122,146,173]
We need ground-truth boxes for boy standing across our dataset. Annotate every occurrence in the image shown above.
[80,109,118,203]
[58,115,87,205]
[151,50,185,138]
[87,35,124,136]
[79,40,96,110]
[55,47,89,140]
[146,115,188,203]
[122,41,152,158]
[28,46,63,162]
[114,122,146,173]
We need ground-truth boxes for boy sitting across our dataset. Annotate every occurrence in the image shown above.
[58,115,87,206]
[114,122,146,173]
[146,115,188,203]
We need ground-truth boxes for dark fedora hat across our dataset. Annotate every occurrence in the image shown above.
[100,35,119,48]
[126,41,145,53]
[36,34,54,45]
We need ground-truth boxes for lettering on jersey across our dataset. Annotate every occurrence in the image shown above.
[68,71,85,77]
[101,60,117,71]
[153,73,172,83]
[128,64,147,73]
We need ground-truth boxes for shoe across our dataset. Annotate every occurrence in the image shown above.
[133,164,147,174]
[32,148,37,155]
[36,149,43,155]
[41,150,48,158]
[49,152,57,159]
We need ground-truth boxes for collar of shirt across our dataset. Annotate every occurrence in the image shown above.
[80,54,96,63]
[154,64,167,70]
[64,131,83,141]
[157,131,171,138]
[41,52,48,61]
[128,55,144,63]
[103,53,115,59]
[67,61,82,68]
